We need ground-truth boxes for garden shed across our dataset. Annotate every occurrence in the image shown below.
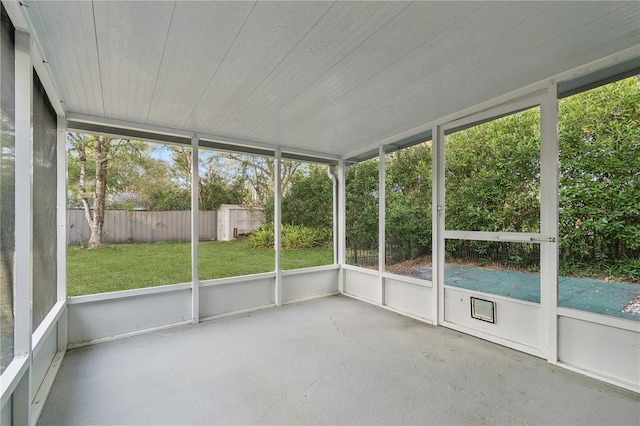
[1,1,639,424]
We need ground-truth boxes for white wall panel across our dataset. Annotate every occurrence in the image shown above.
[443,287,542,354]
[384,278,432,321]
[199,278,275,319]
[282,268,338,304]
[344,268,378,304]
[68,289,191,345]
[0,400,9,425]
[30,326,57,402]
[558,316,640,391]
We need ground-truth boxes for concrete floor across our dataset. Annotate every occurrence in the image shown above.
[39,295,639,425]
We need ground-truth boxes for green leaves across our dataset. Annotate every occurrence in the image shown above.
[558,76,640,282]
[444,106,541,234]
[249,224,331,250]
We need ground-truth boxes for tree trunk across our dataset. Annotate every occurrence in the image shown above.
[87,136,109,248]
[77,136,94,245]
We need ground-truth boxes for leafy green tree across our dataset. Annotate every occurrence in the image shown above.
[199,169,249,211]
[68,133,148,248]
[559,76,640,280]
[264,164,333,230]
[385,142,432,262]
[345,159,379,266]
[217,153,302,207]
[445,108,541,233]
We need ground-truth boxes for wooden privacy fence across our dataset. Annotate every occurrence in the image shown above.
[68,207,265,246]
[67,210,218,246]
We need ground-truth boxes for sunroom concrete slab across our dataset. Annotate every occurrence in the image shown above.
[39,295,638,425]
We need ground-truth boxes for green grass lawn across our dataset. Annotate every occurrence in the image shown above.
[67,239,333,296]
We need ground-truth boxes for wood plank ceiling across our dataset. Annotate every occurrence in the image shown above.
[23,1,640,157]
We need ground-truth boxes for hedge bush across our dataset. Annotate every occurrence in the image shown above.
[250,224,332,250]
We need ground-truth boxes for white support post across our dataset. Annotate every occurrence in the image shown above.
[331,166,338,265]
[337,159,346,293]
[378,146,386,306]
[433,125,445,326]
[540,84,559,363]
[13,28,33,426]
[274,149,282,306]
[56,116,68,351]
[191,135,199,323]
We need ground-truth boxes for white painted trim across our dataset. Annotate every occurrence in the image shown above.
[31,41,65,117]
[540,84,559,363]
[331,165,338,265]
[56,117,67,303]
[3,0,65,117]
[378,145,386,306]
[56,116,68,353]
[1,0,29,30]
[341,291,379,306]
[30,350,65,424]
[380,305,433,325]
[199,272,276,288]
[66,320,193,350]
[65,113,340,162]
[441,320,545,359]
[67,113,193,138]
[435,125,445,326]
[191,135,199,323]
[13,33,34,423]
[441,93,545,135]
[0,356,29,410]
[552,45,640,88]
[31,301,65,356]
[557,362,639,394]
[382,272,432,288]
[344,291,435,325]
[279,147,339,162]
[199,304,276,323]
[443,230,542,242]
[14,27,33,361]
[280,264,339,277]
[200,133,338,162]
[282,292,340,306]
[342,264,378,276]
[337,159,346,293]
[443,285,541,309]
[557,308,640,333]
[67,283,192,304]
[56,309,67,353]
[274,148,282,307]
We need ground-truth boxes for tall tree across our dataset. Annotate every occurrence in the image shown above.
[219,153,302,206]
[68,133,154,247]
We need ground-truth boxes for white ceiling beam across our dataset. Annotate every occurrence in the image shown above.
[66,113,339,162]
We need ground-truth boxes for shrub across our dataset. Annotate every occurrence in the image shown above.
[250,224,331,249]
[249,225,275,249]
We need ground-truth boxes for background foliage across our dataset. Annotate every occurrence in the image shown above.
[558,77,640,281]
[67,77,639,282]
[344,77,639,282]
